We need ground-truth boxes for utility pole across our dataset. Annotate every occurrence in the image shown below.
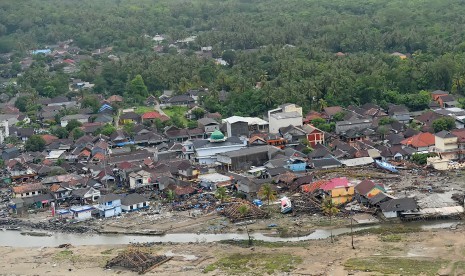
[350,208,355,249]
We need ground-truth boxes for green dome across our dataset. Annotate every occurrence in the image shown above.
[210,130,225,141]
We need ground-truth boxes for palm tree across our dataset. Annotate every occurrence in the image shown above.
[215,186,229,203]
[166,189,175,203]
[318,98,328,112]
[258,183,276,205]
[321,197,340,243]
[238,204,252,246]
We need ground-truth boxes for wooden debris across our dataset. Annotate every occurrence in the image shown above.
[105,249,172,274]
[221,199,268,222]
[291,194,321,213]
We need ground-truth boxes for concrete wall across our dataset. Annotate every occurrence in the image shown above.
[74,210,92,221]
[435,136,458,152]
[330,186,354,204]
[227,121,248,137]
[122,201,149,212]
[269,117,302,133]
[382,211,398,218]
[204,125,219,134]
[16,190,40,198]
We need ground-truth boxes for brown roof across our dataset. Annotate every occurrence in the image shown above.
[323,106,343,117]
[12,183,45,194]
[355,180,376,196]
[41,134,59,145]
[452,129,465,143]
[107,95,123,102]
[415,110,442,124]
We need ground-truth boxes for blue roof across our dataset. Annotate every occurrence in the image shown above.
[98,104,113,113]
[56,209,71,215]
[70,205,94,213]
[115,141,135,147]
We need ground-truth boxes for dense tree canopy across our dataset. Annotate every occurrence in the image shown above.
[25,135,46,152]
[4,0,465,117]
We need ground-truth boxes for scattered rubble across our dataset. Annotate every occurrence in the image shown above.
[221,199,268,222]
[105,249,172,274]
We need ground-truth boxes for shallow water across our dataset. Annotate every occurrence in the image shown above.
[0,220,457,247]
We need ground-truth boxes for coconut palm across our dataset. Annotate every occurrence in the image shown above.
[238,204,252,246]
[215,186,229,203]
[258,183,276,205]
[166,189,175,202]
[321,197,340,243]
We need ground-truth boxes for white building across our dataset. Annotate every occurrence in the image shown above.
[128,170,152,189]
[198,173,232,190]
[0,120,9,144]
[121,193,150,212]
[70,205,94,221]
[222,116,269,137]
[182,130,247,165]
[268,104,303,134]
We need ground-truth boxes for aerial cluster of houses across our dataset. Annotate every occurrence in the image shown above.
[1,38,465,222]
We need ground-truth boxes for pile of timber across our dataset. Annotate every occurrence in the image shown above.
[221,199,268,222]
[105,249,172,274]
[291,194,322,213]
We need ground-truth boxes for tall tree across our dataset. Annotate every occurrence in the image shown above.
[25,135,46,152]
[215,186,229,203]
[321,197,340,243]
[258,183,276,205]
[238,204,253,246]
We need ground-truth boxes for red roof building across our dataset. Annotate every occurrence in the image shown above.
[322,177,350,191]
[401,132,435,150]
[41,134,59,145]
[141,111,169,122]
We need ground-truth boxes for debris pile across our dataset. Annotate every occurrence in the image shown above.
[291,194,321,213]
[105,249,172,274]
[221,199,268,222]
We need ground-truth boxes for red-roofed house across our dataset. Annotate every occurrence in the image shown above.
[303,111,323,124]
[322,177,354,204]
[301,180,328,193]
[41,134,59,145]
[302,124,325,147]
[401,132,435,151]
[141,111,169,123]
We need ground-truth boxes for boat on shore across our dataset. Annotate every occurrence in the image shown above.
[375,160,399,173]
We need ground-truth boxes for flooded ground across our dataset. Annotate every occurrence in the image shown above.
[0,220,458,247]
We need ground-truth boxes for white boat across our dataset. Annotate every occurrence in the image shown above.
[280,197,292,214]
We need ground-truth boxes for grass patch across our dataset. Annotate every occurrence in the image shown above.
[101,249,113,255]
[134,106,155,114]
[54,249,74,260]
[163,106,189,124]
[203,264,216,273]
[345,257,447,275]
[452,261,465,275]
[53,249,81,264]
[380,234,402,242]
[219,239,309,248]
[205,253,302,275]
